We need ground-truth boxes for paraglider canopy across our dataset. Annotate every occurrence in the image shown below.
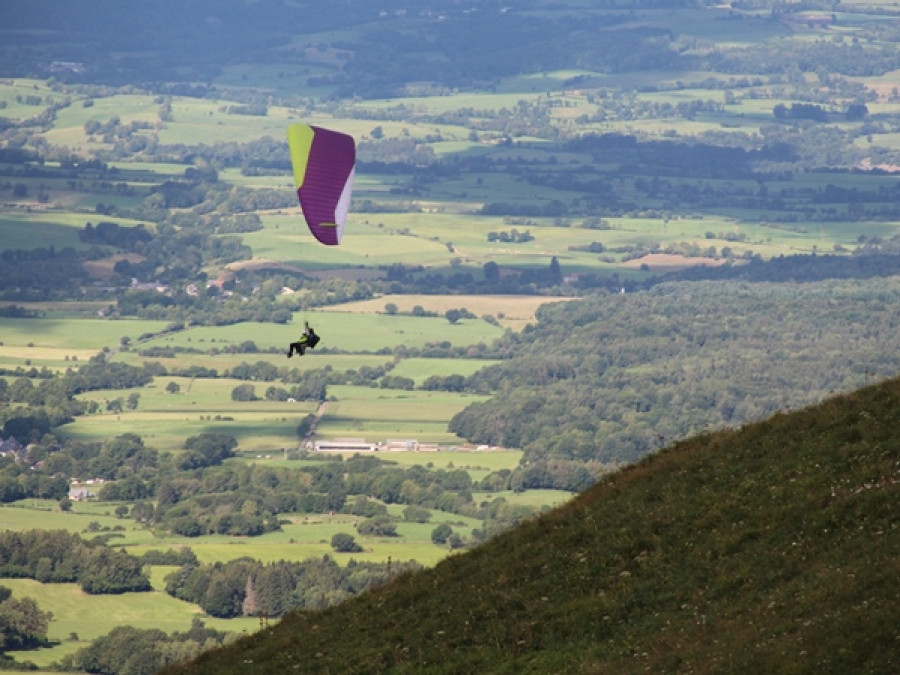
[287,124,356,246]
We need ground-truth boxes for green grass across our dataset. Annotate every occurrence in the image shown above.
[134,312,504,353]
[0,317,169,350]
[1,577,259,668]
[315,385,489,444]
[0,212,95,252]
[162,376,900,675]
[113,349,394,375]
[0,79,58,122]
[0,502,126,536]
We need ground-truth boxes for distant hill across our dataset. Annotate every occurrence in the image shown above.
[162,378,899,674]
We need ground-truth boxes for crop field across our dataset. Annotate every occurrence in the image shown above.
[42,94,159,151]
[0,501,128,535]
[155,99,288,146]
[0,344,97,372]
[322,293,569,329]
[0,486,493,669]
[0,490,494,569]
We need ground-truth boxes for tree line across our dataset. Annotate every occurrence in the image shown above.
[0,530,150,594]
[166,555,420,619]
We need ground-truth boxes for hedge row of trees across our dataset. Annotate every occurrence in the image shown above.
[0,530,151,594]
[165,555,421,618]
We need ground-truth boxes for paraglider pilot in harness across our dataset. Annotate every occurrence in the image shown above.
[287,321,320,357]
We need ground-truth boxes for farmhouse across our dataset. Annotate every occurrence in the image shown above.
[0,436,25,461]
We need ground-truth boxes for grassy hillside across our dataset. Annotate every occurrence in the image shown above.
[162,376,899,674]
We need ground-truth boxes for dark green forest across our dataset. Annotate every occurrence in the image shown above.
[449,276,900,467]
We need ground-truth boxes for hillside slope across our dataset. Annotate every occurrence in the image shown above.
[163,379,900,674]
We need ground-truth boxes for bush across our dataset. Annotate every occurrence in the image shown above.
[331,533,363,553]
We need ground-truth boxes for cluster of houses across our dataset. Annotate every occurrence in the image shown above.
[0,435,104,501]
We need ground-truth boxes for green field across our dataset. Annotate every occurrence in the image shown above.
[1,577,260,668]
[314,385,490,444]
[0,317,170,350]
[131,310,505,353]
[1,306,508,453]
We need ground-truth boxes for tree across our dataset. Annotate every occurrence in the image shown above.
[357,516,398,537]
[72,625,166,675]
[447,533,465,549]
[430,524,452,545]
[59,496,72,512]
[242,575,259,616]
[204,577,242,618]
[402,505,431,523]
[165,381,180,394]
[384,302,398,315]
[230,384,257,401]
[549,255,562,282]
[331,533,363,553]
[445,308,462,324]
[483,261,500,281]
[0,594,53,650]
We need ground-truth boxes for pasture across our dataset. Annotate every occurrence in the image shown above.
[314,385,490,444]
[133,310,505,353]
[0,316,169,350]
[0,212,95,252]
[0,577,260,668]
[0,79,58,122]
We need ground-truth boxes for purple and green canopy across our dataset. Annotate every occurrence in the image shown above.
[287,124,356,246]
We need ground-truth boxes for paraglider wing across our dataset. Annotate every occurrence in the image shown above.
[287,124,355,246]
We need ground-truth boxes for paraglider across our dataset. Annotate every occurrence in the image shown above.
[287,124,356,246]
[287,320,319,358]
